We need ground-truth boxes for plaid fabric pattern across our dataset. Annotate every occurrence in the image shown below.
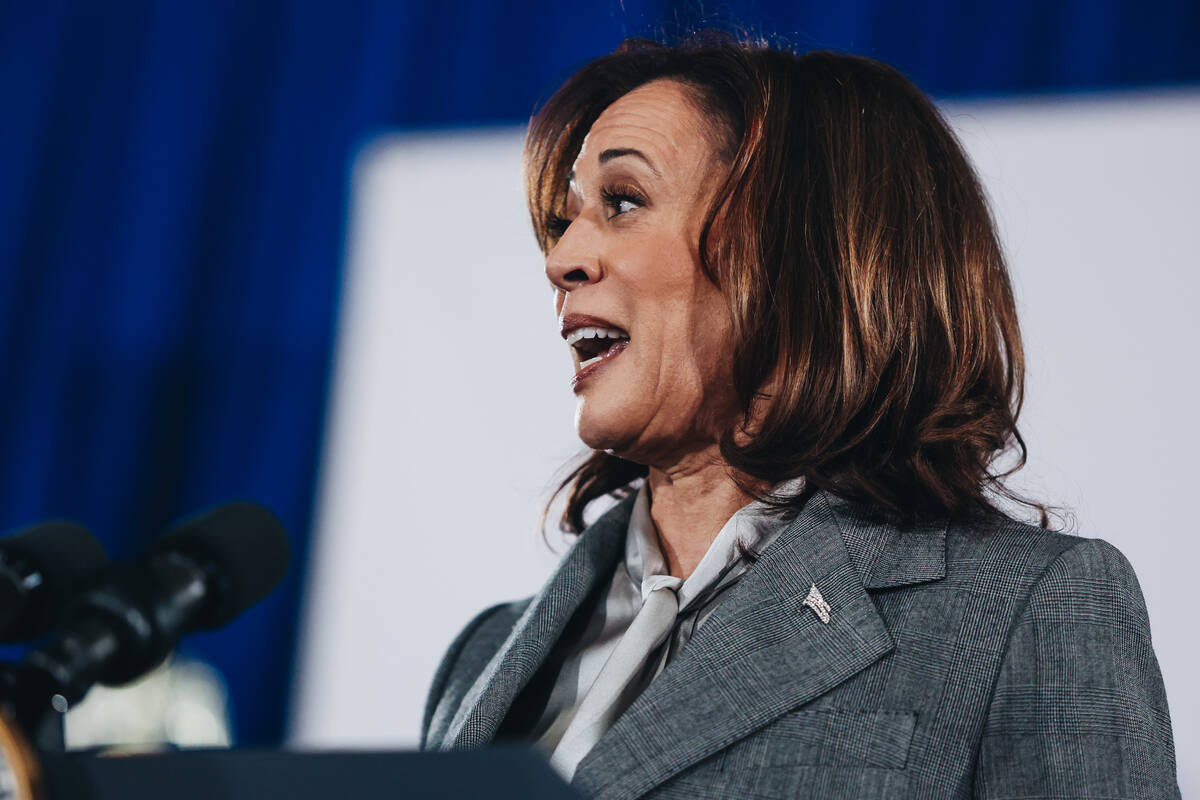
[422,490,1180,799]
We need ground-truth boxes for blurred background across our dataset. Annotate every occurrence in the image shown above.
[1,0,1196,790]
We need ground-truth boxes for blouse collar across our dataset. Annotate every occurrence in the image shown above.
[623,478,804,612]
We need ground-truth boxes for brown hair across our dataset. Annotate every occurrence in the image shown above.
[526,33,1049,534]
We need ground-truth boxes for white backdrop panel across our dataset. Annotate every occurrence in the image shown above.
[290,91,1199,790]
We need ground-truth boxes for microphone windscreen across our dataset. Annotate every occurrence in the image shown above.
[145,502,290,629]
[2,520,108,593]
[0,520,108,638]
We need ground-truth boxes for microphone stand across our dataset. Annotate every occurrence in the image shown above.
[0,555,205,758]
[0,588,174,800]
[0,660,62,800]
[0,659,68,753]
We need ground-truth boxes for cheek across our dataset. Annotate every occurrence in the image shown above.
[646,287,735,402]
[646,263,727,347]
[684,280,734,356]
[620,231,731,381]
[693,313,735,385]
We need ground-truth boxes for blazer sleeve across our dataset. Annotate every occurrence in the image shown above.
[974,537,1180,798]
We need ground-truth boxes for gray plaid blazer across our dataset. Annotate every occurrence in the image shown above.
[422,489,1180,799]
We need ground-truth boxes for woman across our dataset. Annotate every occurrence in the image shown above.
[421,35,1180,798]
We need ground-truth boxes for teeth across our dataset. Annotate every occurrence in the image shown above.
[565,326,629,347]
[579,354,604,369]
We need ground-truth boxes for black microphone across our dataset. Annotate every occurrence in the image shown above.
[18,502,290,706]
[0,521,108,642]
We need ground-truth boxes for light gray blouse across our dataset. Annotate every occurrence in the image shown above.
[530,479,801,775]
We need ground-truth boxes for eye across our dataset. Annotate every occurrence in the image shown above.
[600,184,645,219]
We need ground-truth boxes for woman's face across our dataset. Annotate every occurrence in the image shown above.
[546,79,737,468]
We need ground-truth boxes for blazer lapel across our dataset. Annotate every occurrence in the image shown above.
[572,489,947,799]
[437,494,635,750]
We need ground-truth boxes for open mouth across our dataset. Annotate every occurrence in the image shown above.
[566,326,630,370]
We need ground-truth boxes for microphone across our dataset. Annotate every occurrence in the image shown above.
[18,502,289,706]
[0,521,108,642]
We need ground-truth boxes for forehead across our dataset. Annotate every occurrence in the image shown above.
[574,79,716,173]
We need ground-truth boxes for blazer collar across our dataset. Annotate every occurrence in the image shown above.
[823,492,948,589]
[439,494,635,750]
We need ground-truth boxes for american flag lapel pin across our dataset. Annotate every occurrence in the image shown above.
[802,584,832,624]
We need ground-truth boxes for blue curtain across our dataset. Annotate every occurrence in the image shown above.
[0,0,1196,746]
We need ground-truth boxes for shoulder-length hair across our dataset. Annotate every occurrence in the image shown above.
[525,34,1047,534]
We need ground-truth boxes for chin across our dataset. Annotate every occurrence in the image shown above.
[574,398,644,458]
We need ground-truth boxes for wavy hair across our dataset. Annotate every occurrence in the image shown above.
[525,34,1049,534]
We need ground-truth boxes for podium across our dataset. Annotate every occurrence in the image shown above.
[38,746,584,800]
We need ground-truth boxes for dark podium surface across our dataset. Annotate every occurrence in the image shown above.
[40,746,584,800]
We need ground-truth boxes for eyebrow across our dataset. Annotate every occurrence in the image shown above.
[597,147,661,176]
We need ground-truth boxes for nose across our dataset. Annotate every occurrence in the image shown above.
[545,224,601,292]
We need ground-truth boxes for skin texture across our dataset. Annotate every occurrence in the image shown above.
[545,80,765,580]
